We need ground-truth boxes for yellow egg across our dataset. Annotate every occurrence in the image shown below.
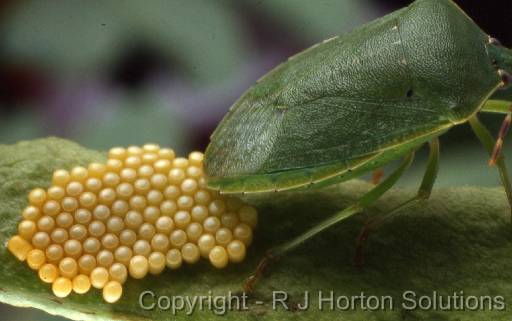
[197,234,216,258]
[186,222,203,242]
[158,148,175,160]
[66,182,84,197]
[111,200,129,217]
[163,185,181,200]
[114,246,133,266]
[50,228,69,244]
[181,243,200,264]
[129,255,148,279]
[238,206,258,228]
[78,254,97,275]
[47,186,65,201]
[90,267,109,289]
[107,159,123,172]
[109,147,127,160]
[52,170,71,187]
[18,220,37,240]
[42,200,60,216]
[127,146,143,157]
[72,274,91,294]
[150,233,169,252]
[45,244,64,262]
[32,232,50,250]
[22,206,41,221]
[148,252,166,275]
[169,230,187,248]
[26,249,46,269]
[227,240,246,263]
[233,223,253,246]
[52,277,72,298]
[215,228,233,246]
[97,249,115,267]
[109,263,128,284]
[11,144,260,303]
[119,229,137,246]
[8,235,33,261]
[61,197,78,212]
[28,188,46,206]
[160,200,177,216]
[155,216,174,234]
[153,160,171,174]
[88,162,107,178]
[188,151,203,166]
[56,212,73,228]
[103,281,123,303]
[59,257,78,278]
[70,166,88,182]
[165,249,182,270]
[39,263,59,283]
[209,246,228,269]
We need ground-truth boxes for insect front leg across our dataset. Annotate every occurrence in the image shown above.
[243,152,416,294]
[354,138,440,267]
[469,115,512,219]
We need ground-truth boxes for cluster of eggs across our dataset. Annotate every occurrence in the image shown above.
[7,144,257,303]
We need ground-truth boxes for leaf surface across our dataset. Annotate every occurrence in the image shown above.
[1,138,512,320]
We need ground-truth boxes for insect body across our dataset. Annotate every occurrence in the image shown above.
[204,0,512,291]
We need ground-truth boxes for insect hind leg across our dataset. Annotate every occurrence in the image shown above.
[354,138,439,266]
[489,104,512,166]
[371,168,385,185]
[469,115,512,219]
[243,151,416,293]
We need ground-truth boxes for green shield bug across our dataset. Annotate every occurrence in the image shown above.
[203,0,512,291]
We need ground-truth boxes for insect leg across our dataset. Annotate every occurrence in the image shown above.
[469,115,512,219]
[354,138,440,266]
[243,151,415,293]
[371,168,385,185]
[488,104,512,166]
[481,99,512,114]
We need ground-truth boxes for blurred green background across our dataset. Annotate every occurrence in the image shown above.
[0,0,510,319]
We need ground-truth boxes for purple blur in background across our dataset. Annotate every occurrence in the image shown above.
[0,1,510,320]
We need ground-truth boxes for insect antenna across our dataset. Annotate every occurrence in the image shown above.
[489,104,512,166]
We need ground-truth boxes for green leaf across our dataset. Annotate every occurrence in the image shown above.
[1,138,512,320]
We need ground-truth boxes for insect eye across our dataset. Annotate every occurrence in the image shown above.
[498,70,512,88]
